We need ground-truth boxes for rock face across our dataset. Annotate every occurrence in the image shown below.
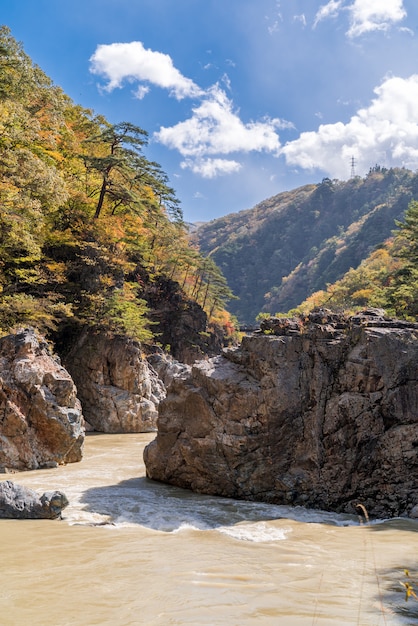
[0,480,68,519]
[0,329,84,472]
[145,276,225,364]
[64,331,166,433]
[144,311,418,518]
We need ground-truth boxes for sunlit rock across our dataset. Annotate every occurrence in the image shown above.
[64,331,166,433]
[0,328,84,472]
[144,311,418,519]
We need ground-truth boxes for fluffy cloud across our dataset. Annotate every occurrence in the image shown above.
[281,75,418,178]
[313,0,407,37]
[181,158,242,179]
[348,0,407,37]
[155,85,285,163]
[90,42,287,177]
[90,41,202,100]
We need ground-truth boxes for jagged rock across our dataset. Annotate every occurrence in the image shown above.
[64,331,166,433]
[147,351,190,389]
[144,315,418,519]
[0,480,68,519]
[0,329,84,472]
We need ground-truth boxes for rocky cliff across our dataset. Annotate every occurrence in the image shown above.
[0,329,84,471]
[144,310,418,518]
[64,331,167,433]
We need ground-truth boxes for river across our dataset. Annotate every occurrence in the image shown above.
[1,433,417,626]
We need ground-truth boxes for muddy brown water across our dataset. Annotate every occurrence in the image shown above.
[1,433,417,625]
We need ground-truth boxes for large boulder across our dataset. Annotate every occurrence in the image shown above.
[0,480,68,519]
[64,331,166,433]
[0,329,84,472]
[144,313,418,518]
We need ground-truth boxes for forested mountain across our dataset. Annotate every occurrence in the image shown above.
[0,27,236,358]
[291,199,418,320]
[196,168,418,323]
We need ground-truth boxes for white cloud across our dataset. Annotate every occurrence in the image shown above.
[155,85,285,160]
[221,73,232,91]
[90,41,292,178]
[90,41,203,100]
[313,0,345,28]
[294,14,307,27]
[348,0,407,37]
[134,85,150,100]
[182,158,242,178]
[313,0,407,37]
[268,20,281,35]
[281,75,418,178]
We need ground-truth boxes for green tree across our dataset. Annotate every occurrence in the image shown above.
[83,121,149,219]
[387,201,418,318]
[394,200,418,265]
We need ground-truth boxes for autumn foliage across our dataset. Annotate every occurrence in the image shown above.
[0,27,237,345]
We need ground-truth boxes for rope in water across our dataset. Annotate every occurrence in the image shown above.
[356,503,388,626]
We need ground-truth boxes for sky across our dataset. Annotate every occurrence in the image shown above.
[2,0,418,223]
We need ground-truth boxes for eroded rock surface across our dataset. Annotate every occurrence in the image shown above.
[0,329,84,472]
[64,332,166,433]
[0,480,68,519]
[144,311,418,518]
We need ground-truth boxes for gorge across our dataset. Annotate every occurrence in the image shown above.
[1,309,417,521]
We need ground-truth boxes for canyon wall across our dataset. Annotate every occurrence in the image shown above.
[144,311,418,518]
[64,331,166,433]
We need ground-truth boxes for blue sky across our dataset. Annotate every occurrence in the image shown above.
[2,0,418,222]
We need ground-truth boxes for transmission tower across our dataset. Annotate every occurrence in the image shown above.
[350,156,356,178]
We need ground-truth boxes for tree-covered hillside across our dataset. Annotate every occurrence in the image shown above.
[290,199,418,320]
[196,167,418,323]
[0,27,236,358]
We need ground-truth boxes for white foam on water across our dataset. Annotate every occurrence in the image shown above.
[218,521,292,542]
[172,522,205,533]
[61,482,360,532]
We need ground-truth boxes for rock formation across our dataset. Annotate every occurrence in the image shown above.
[64,331,166,432]
[0,328,84,472]
[144,310,418,518]
[0,480,68,519]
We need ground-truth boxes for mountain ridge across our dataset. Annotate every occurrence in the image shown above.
[195,167,417,322]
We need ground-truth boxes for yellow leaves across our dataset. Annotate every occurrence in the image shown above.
[351,288,374,304]
[0,179,20,206]
[400,570,418,602]
[210,309,238,337]
[0,294,73,335]
[43,261,67,284]
[294,290,328,314]
[96,283,154,342]
[99,274,116,289]
[41,147,65,164]
[141,184,156,203]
